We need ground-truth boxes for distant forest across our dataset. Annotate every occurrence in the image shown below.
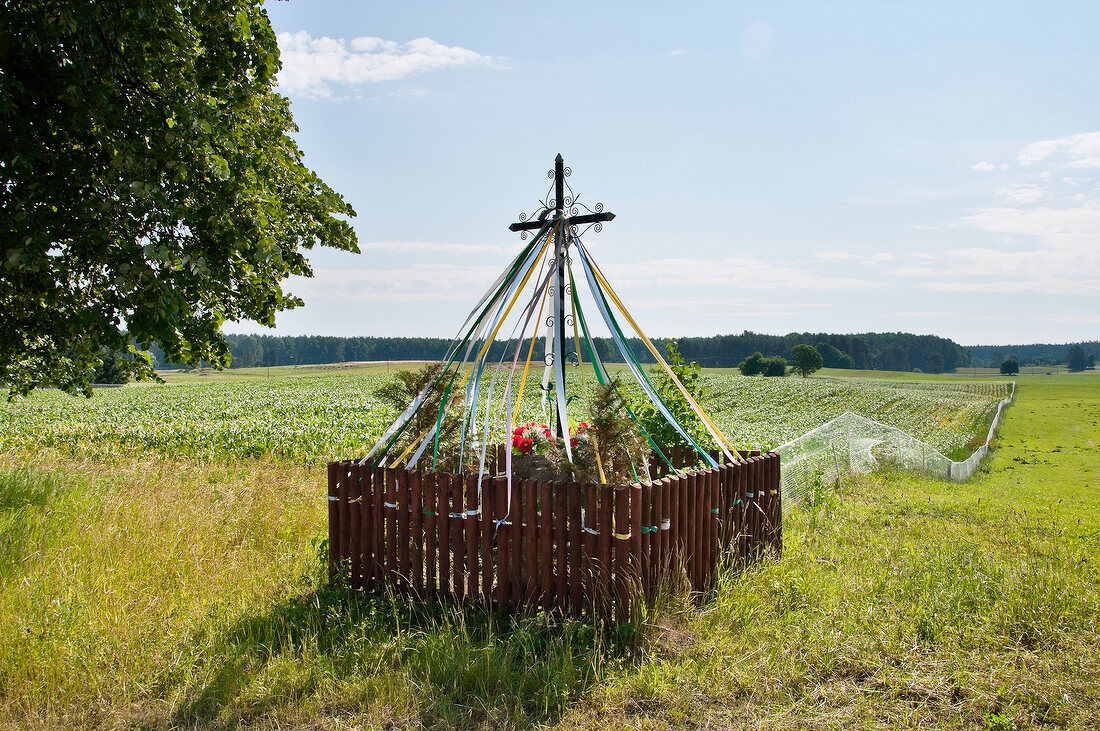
[151,331,978,374]
[965,342,1100,368]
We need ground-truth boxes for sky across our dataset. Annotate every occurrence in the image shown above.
[237,0,1100,347]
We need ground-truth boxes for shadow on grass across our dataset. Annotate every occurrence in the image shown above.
[170,583,620,728]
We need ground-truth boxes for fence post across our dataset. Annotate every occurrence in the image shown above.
[569,482,583,608]
[411,470,423,597]
[614,485,631,623]
[327,462,340,584]
[352,463,365,589]
[397,470,410,594]
[466,474,480,602]
[525,479,539,603]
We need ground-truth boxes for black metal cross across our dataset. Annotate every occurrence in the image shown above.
[508,154,615,437]
[507,154,616,235]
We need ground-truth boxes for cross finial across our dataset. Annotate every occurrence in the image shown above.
[508,154,616,233]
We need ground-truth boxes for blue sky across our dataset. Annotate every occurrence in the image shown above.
[240,0,1100,347]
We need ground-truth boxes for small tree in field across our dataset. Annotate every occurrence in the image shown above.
[1000,357,1019,375]
[1067,345,1087,372]
[790,344,823,378]
[738,352,766,376]
[763,356,788,377]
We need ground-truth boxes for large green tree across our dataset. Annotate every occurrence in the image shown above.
[1066,345,1087,372]
[789,344,823,378]
[0,0,358,396]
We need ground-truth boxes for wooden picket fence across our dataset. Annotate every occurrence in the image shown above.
[327,450,781,620]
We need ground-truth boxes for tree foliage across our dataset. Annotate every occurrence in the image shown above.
[999,357,1019,375]
[633,341,706,453]
[0,0,358,396]
[738,352,787,377]
[815,342,853,369]
[1066,345,1087,372]
[738,352,766,376]
[790,344,823,378]
[763,355,788,377]
[92,347,130,384]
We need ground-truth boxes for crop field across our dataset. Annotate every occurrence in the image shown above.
[2,370,1095,730]
[0,370,1010,464]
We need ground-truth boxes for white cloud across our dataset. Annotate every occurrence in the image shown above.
[971,161,996,172]
[276,32,502,99]
[288,263,505,303]
[962,204,1100,251]
[813,251,859,260]
[665,49,691,57]
[889,266,938,278]
[1017,131,1100,169]
[360,240,515,255]
[920,239,1100,295]
[861,253,896,266]
[605,256,882,292]
[995,184,1044,204]
[942,132,1100,298]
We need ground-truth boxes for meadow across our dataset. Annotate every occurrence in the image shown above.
[0,368,1096,729]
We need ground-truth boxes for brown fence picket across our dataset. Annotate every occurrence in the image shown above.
[712,468,721,589]
[582,483,597,608]
[350,464,363,588]
[684,471,696,591]
[382,469,394,584]
[737,460,748,564]
[508,477,523,605]
[424,473,438,594]
[353,464,367,589]
[480,476,495,603]
[554,482,567,608]
[437,473,450,596]
[327,462,340,583]
[395,470,408,593]
[660,478,672,580]
[525,480,538,602]
[650,479,662,589]
[773,455,783,553]
[670,473,681,579]
[596,484,612,613]
[466,475,479,601]
[751,457,763,558]
[494,476,509,608]
[444,472,457,597]
[539,481,553,606]
[337,462,350,573]
[410,471,423,596]
[613,485,630,622]
[567,482,582,608]
[629,483,642,598]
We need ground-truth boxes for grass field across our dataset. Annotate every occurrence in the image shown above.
[0,370,1096,729]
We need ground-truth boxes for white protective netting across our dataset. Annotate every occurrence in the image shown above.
[776,383,1015,504]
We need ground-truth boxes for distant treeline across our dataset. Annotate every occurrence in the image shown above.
[151,331,972,373]
[965,342,1100,368]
